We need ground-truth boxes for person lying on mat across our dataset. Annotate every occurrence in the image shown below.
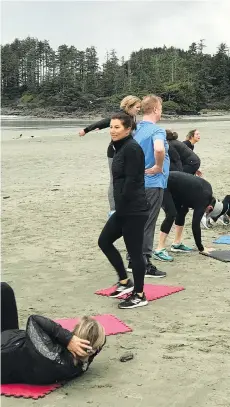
[1,282,106,385]
[163,171,219,255]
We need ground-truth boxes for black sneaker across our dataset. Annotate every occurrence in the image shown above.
[118,292,148,309]
[109,279,134,298]
[126,261,133,273]
[145,262,167,278]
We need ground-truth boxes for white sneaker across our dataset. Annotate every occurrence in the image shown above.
[201,214,212,229]
[217,215,229,225]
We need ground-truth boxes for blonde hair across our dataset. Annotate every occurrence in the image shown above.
[73,316,105,351]
[141,94,162,115]
[186,129,196,140]
[120,95,141,114]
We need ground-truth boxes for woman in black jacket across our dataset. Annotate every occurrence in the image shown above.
[1,283,105,384]
[169,134,201,175]
[98,113,149,309]
[153,130,191,262]
[79,96,141,214]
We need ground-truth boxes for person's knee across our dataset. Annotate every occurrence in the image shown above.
[175,212,187,226]
[161,212,176,233]
[98,234,111,253]
[98,235,105,251]
[128,252,145,266]
[167,211,177,224]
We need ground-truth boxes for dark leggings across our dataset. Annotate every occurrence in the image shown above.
[98,213,148,293]
[161,190,189,234]
[161,189,177,234]
[1,283,19,332]
[183,161,200,175]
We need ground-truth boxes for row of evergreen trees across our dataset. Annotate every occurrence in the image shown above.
[1,37,230,114]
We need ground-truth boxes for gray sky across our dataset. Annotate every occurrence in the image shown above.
[1,1,230,64]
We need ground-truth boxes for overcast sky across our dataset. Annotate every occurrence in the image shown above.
[1,1,230,63]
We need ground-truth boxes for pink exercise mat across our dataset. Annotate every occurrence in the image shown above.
[95,284,185,300]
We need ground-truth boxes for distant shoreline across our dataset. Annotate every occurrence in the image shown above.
[1,108,230,126]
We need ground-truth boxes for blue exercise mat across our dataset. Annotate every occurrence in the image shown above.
[213,235,230,245]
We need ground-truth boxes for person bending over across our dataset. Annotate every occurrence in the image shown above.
[98,113,149,309]
[79,95,141,215]
[167,130,201,175]
[157,171,216,255]
[1,283,105,384]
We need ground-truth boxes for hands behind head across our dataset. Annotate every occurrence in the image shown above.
[67,335,93,358]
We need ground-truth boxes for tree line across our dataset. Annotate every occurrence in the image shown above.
[1,37,230,115]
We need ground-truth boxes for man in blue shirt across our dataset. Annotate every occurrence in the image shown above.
[130,95,170,277]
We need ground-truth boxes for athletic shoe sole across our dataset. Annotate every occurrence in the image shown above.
[171,247,192,253]
[145,273,166,278]
[118,300,148,309]
[218,220,229,225]
[109,286,134,298]
[153,254,174,262]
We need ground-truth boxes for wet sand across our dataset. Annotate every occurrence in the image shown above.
[1,119,230,407]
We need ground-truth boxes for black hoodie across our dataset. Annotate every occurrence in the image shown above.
[112,135,149,216]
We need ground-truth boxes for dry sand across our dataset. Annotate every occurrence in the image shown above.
[1,118,230,407]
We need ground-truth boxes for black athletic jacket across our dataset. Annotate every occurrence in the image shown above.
[112,135,149,216]
[84,110,136,158]
[167,172,213,251]
[169,140,200,167]
[1,315,97,384]
[168,144,183,171]
[183,140,194,150]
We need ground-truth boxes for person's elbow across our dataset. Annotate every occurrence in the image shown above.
[155,147,165,154]
[154,140,165,153]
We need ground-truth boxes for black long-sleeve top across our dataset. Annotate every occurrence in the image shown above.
[167,172,213,251]
[83,110,136,158]
[169,140,200,167]
[183,140,194,150]
[112,135,149,216]
[1,315,95,384]
[168,143,183,171]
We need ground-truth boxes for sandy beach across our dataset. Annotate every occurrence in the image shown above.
[1,117,230,407]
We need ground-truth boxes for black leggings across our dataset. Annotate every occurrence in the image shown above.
[1,283,19,332]
[161,189,177,234]
[183,161,200,175]
[98,213,148,293]
[161,190,189,234]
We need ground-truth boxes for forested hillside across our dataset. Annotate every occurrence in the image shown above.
[1,37,230,116]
